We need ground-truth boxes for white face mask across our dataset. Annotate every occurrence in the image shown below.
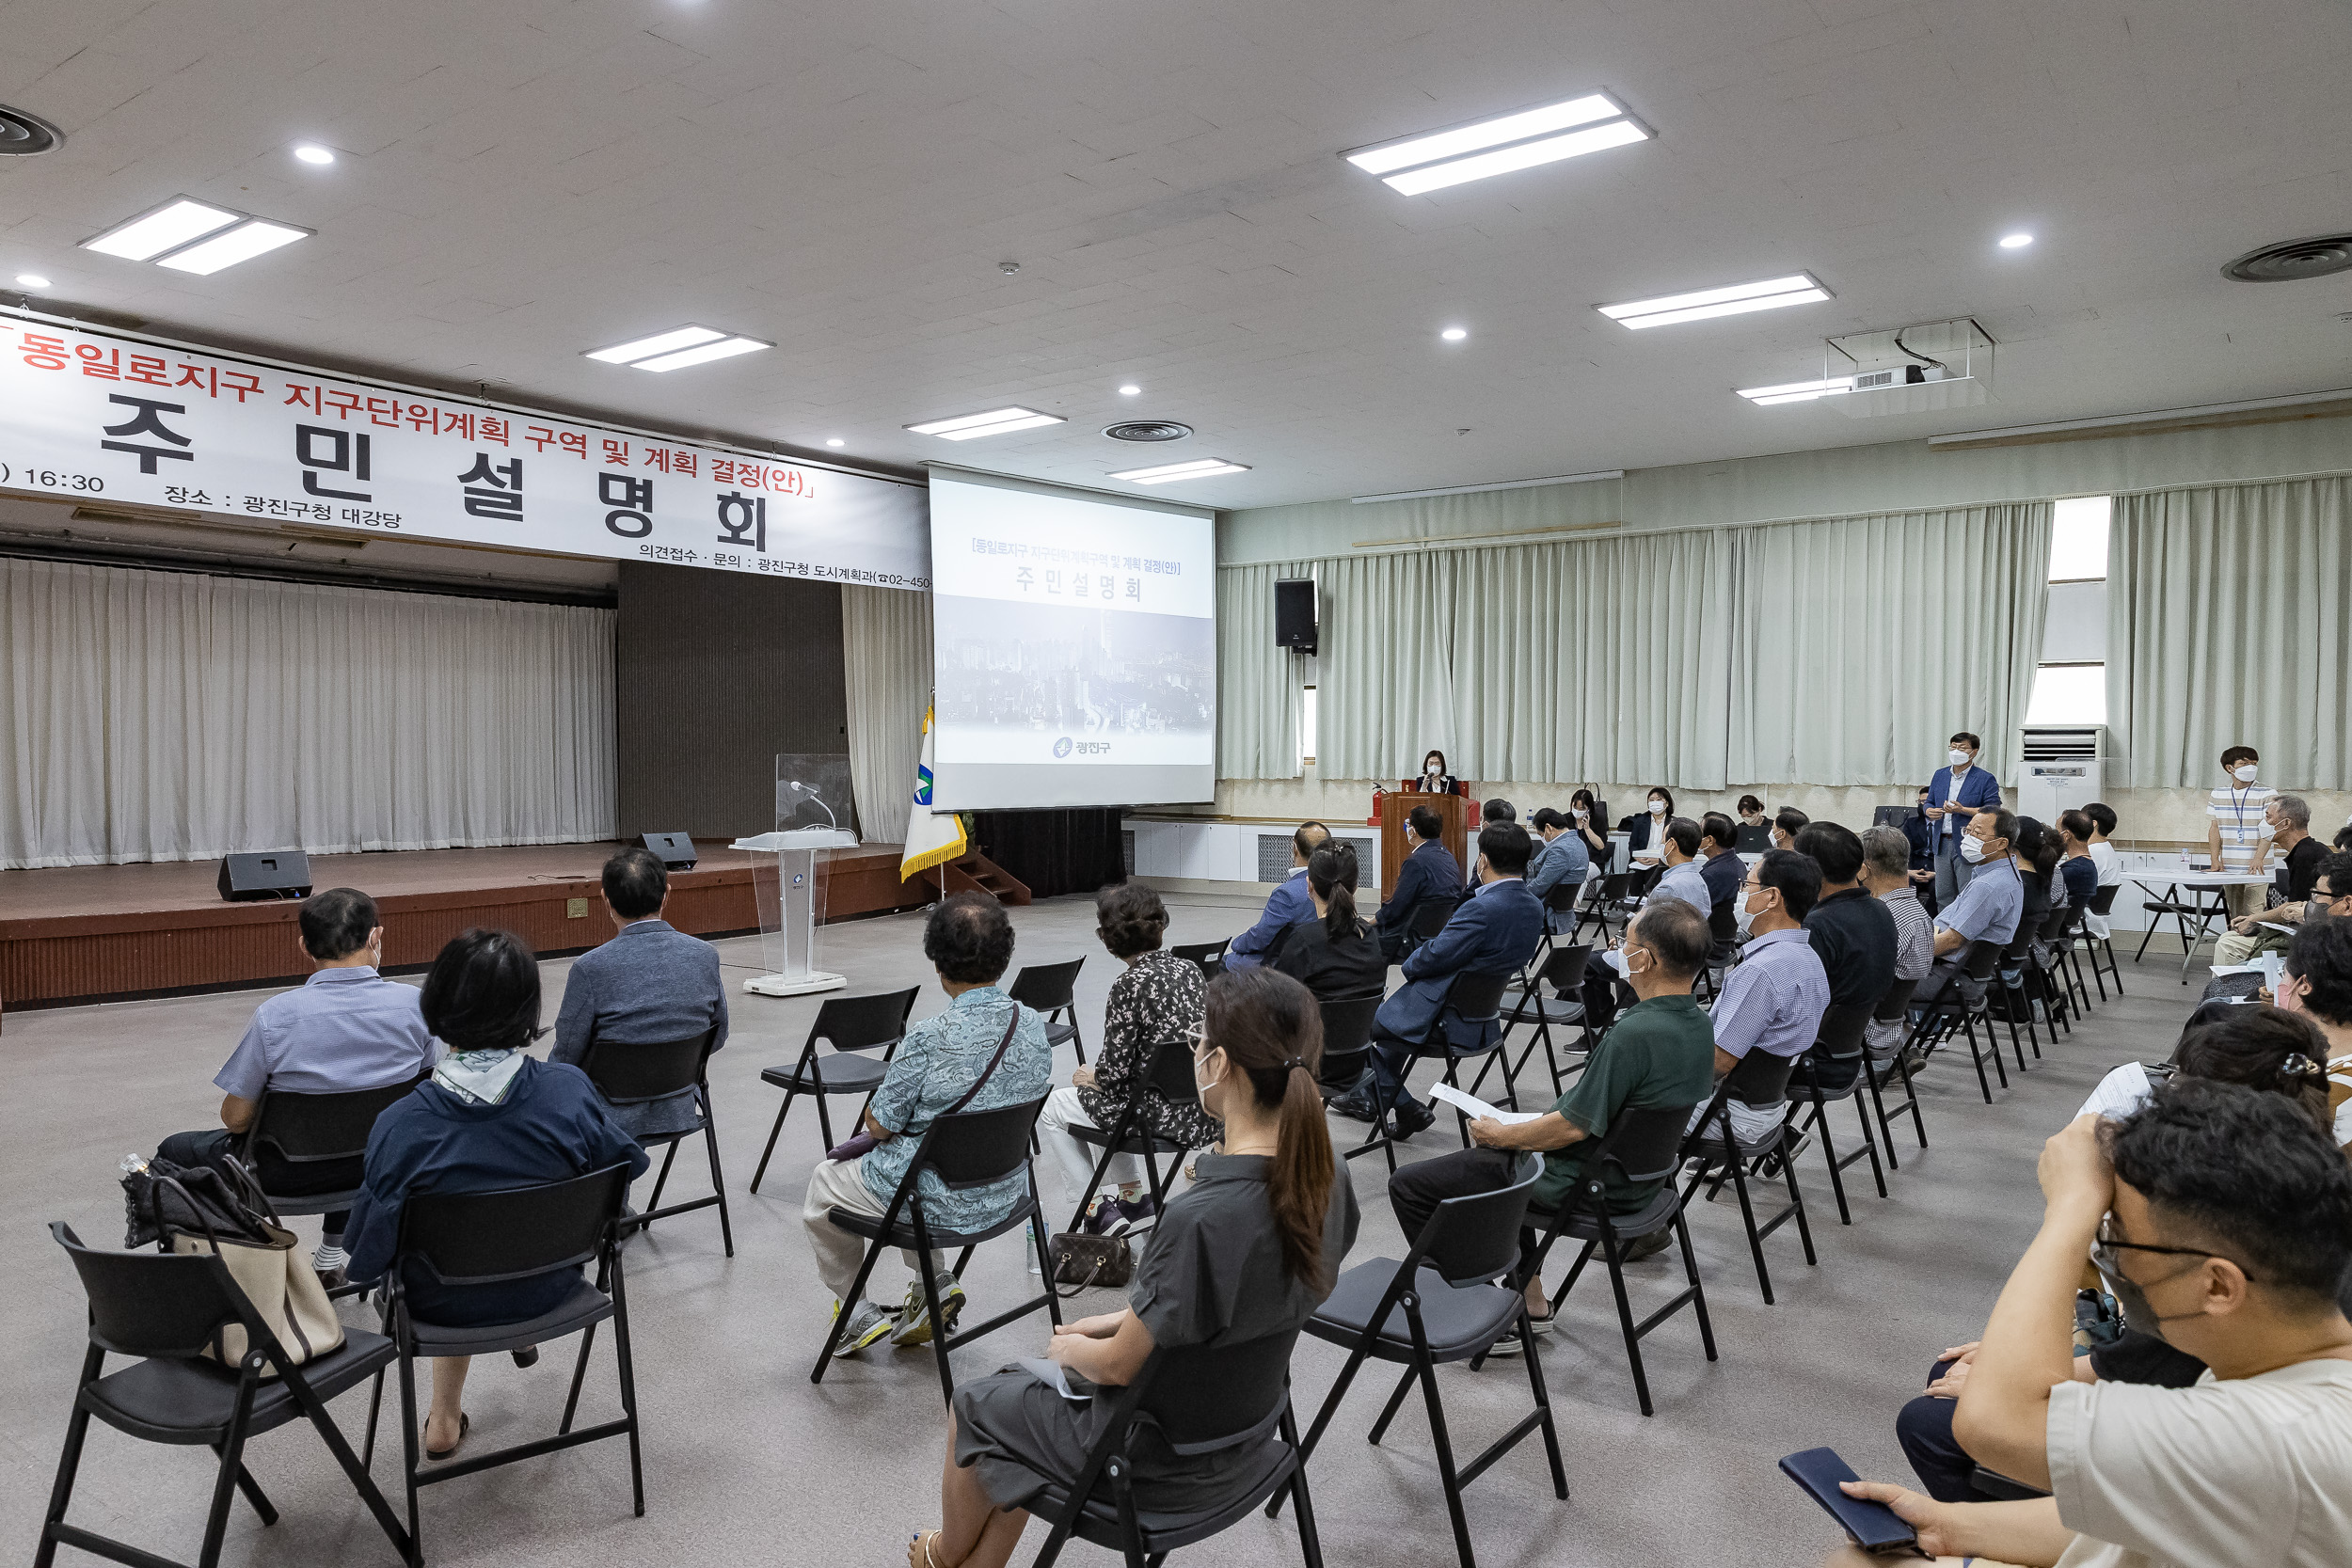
[1949,749,1970,768]
[1193,1046,1225,1100]
[1606,945,1646,982]
[1735,893,1764,935]
[1647,799,1666,815]
[1426,761,1442,777]
[1574,807,1588,821]
[1960,834,1988,864]
[2233,764,2259,784]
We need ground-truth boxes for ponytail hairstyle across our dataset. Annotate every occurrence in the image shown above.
[1306,842,1360,941]
[1201,968,1335,1291]
[2172,1006,2334,1133]
[2013,816,2061,887]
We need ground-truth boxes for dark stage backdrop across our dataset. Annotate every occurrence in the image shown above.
[615,562,848,842]
[972,809,1126,900]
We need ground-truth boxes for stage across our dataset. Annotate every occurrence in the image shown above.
[0,840,930,1020]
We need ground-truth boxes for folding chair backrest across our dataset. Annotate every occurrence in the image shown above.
[1708,898,1737,944]
[812,987,919,1053]
[1634,866,1663,895]
[399,1163,631,1287]
[1318,993,1381,1058]
[2001,921,2036,962]
[1144,1037,1203,1106]
[1872,975,1922,1024]
[1415,1152,1540,1286]
[1007,958,1085,1014]
[1137,1330,1302,1455]
[1170,941,1227,978]
[1598,873,1634,903]
[2037,906,2072,942]
[247,1074,426,1164]
[1963,937,2004,981]
[51,1222,245,1360]
[1441,968,1513,1025]
[914,1095,1048,1191]
[1535,944,1591,990]
[582,1030,714,1103]
[1812,998,1874,1063]
[2088,884,2121,917]
[1542,880,1581,915]
[1408,898,1454,942]
[1721,1046,1800,1110]
[1584,1101,1695,1187]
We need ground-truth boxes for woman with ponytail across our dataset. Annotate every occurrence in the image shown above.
[1274,841,1389,1008]
[910,968,1359,1568]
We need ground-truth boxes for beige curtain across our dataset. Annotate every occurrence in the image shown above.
[1215,561,1311,780]
[2110,478,2352,789]
[1313,549,1462,781]
[1724,502,2052,787]
[841,582,932,844]
[0,557,614,869]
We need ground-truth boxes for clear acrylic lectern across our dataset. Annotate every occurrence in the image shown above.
[731,753,858,998]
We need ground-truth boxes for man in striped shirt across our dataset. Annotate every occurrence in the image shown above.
[1859,825,1935,1060]
[2208,745,2276,921]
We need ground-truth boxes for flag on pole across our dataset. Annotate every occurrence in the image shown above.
[900,705,966,881]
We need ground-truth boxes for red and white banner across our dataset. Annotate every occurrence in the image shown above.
[0,310,929,589]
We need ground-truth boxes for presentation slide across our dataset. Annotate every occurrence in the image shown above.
[929,471,1216,810]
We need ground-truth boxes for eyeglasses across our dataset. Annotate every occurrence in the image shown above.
[2092,1220,2258,1284]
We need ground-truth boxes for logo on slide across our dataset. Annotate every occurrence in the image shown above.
[1053,736,1073,758]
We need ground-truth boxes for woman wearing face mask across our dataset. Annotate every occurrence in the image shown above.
[1568,787,1612,869]
[1619,785,1675,868]
[911,968,1359,1568]
[1414,749,1457,795]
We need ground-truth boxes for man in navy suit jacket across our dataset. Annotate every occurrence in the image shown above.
[1926,730,2003,907]
[1350,821,1544,1138]
[1375,803,1465,961]
[551,847,729,1141]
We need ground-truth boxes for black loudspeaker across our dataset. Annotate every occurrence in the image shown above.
[216,850,313,902]
[640,832,698,871]
[1274,578,1317,654]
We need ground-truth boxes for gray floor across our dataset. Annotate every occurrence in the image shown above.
[0,894,2210,1568]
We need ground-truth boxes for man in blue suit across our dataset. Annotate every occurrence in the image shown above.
[1926,730,2003,907]
[1225,820,1328,970]
[1374,803,1465,962]
[1347,821,1544,1140]
[551,847,729,1142]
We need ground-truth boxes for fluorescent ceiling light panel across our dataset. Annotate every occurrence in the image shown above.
[82,198,244,261]
[154,219,310,275]
[586,325,728,364]
[1382,119,1649,195]
[906,406,1065,440]
[630,335,771,372]
[1737,375,1855,405]
[1598,273,1829,328]
[1348,92,1622,174]
[1109,458,1250,483]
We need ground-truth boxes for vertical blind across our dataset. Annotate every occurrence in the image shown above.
[0,557,615,869]
[2109,477,2351,789]
[1217,501,2053,789]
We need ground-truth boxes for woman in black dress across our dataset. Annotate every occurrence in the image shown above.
[1413,748,1457,794]
[1273,842,1388,1004]
[1620,784,1676,866]
[909,968,1359,1568]
[1569,787,1612,868]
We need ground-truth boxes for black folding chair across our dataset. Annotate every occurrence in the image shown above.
[2046,902,2097,1015]
[1862,975,1927,1160]
[1403,897,1455,957]
[1320,993,1399,1170]
[582,1028,733,1256]
[1033,1334,1323,1568]
[749,987,920,1191]
[1518,1101,1717,1416]
[1062,1038,1205,1234]
[2027,907,2077,1037]
[1991,926,2045,1065]
[1533,879,1581,962]
[239,1076,425,1227]
[373,1163,642,1556]
[2083,885,2125,997]
[39,1224,416,1568]
[1910,940,2010,1103]
[1572,873,1634,946]
[1678,1051,1818,1306]
[1790,1000,1886,1226]
[1009,958,1089,1065]
[1478,943,1589,1102]
[1169,940,1228,980]
[810,1095,1058,1404]
[1289,1153,1565,1568]
[1364,971,1518,1154]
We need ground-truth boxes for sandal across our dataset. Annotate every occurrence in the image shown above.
[423,1412,470,1463]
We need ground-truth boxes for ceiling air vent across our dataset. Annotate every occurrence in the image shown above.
[2221,234,2352,283]
[0,105,64,155]
[1103,420,1192,443]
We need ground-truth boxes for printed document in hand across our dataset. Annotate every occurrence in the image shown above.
[1428,1084,1542,1126]
[1019,1358,1091,1402]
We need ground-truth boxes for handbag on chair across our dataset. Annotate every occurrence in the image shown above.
[122,1155,343,1374]
[1049,1230,1136,1294]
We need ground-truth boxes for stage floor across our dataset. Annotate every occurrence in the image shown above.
[0,839,925,1015]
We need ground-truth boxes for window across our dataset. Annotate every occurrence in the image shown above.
[2026,661,2106,725]
[1300,684,1317,768]
[2048,495,2111,581]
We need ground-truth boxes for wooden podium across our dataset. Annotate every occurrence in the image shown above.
[1379,788,1470,902]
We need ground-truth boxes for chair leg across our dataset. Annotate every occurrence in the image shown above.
[35,1350,102,1568]
[197,1392,255,1568]
[214,1442,279,1525]
[1851,1093,1888,1198]
[1365,1360,1420,1446]
[1413,1346,1478,1568]
[644,1141,680,1226]
[561,1321,597,1433]
[610,1254,646,1517]
[1807,1090,1851,1226]
[913,1216,960,1407]
[1727,1161,1774,1306]
[1862,1064,1899,1173]
[1675,1214,1718,1360]
[810,1227,892,1385]
[397,1337,423,1557]
[1597,1227,1655,1417]
[1780,1132,1819,1267]
[701,1100,737,1258]
[750,1089,794,1194]
[1067,1014,1088,1067]
[1280,1402,1326,1568]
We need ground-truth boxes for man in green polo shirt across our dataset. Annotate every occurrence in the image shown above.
[1387,898,1718,1345]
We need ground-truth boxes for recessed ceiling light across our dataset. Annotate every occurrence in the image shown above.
[630,336,770,372]
[586,325,726,364]
[1108,457,1250,483]
[15,273,51,289]
[905,406,1066,440]
[1440,326,1469,341]
[1118,384,1141,396]
[1597,273,1831,329]
[1736,376,1855,406]
[81,198,243,261]
[153,219,310,275]
[293,144,336,166]
[825,437,846,448]
[1998,232,2033,249]
[1345,91,1650,195]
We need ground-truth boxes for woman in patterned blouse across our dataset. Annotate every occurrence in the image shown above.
[1033,882,1216,1234]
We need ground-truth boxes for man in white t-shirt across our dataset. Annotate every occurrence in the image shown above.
[2208,746,2277,921]
[1826,1078,2352,1568]
[2083,802,2122,940]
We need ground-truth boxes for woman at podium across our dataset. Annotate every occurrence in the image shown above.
[1408,749,1458,794]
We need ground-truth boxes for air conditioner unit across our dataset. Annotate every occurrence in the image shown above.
[2018,726,2104,823]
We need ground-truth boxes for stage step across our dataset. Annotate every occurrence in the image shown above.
[924,851,1032,907]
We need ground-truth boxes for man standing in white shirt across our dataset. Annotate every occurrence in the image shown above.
[2208,745,2277,921]
[1827,1078,2352,1568]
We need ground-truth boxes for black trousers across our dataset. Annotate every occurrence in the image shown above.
[1896,1357,1993,1503]
[1581,950,1631,1036]
[156,1128,354,1239]
[1388,1147,1542,1274]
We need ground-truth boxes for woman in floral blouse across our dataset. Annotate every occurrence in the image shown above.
[1033,882,1216,1233]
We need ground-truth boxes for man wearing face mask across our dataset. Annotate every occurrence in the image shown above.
[1928,808,2026,961]
[1925,732,2002,907]
[2208,745,2277,922]
[1578,819,1710,1035]
[1827,1081,2352,1568]
[1678,850,1831,1152]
